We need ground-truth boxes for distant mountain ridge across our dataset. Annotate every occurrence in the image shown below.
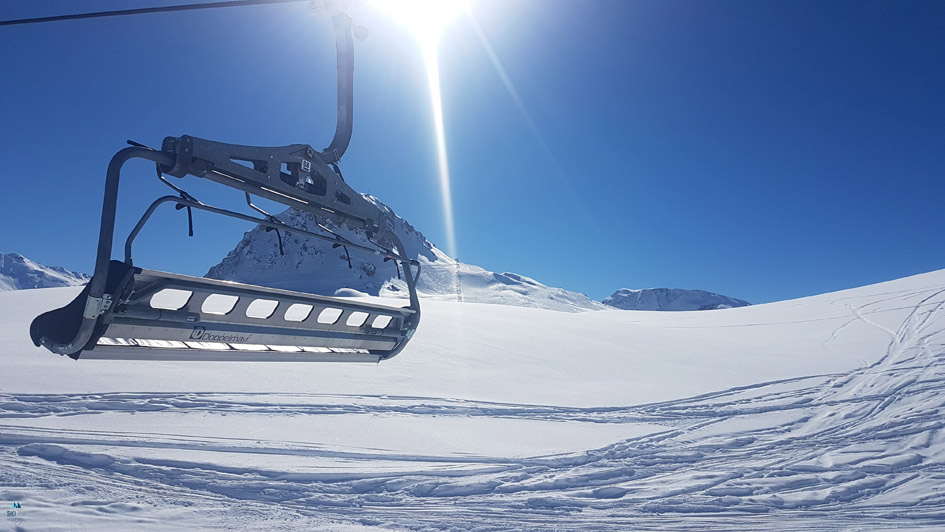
[206,197,606,312]
[2,219,745,314]
[205,197,751,313]
[603,288,750,311]
[0,252,89,291]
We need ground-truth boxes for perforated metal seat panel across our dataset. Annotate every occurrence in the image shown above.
[35,265,417,362]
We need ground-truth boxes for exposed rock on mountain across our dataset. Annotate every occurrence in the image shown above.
[603,287,750,311]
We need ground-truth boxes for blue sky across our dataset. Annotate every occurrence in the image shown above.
[1,0,943,304]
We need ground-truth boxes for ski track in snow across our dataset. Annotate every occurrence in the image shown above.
[2,286,945,530]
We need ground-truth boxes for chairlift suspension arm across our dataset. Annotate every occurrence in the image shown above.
[322,12,355,164]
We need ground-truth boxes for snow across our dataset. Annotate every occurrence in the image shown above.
[0,252,88,291]
[2,268,945,530]
[604,287,750,311]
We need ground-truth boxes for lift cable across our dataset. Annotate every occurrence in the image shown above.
[0,0,309,27]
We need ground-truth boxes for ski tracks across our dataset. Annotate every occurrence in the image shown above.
[2,286,945,530]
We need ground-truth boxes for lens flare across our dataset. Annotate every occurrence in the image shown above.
[374,0,466,259]
[422,43,458,259]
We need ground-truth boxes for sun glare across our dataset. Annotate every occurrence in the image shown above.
[374,0,469,43]
[374,0,467,260]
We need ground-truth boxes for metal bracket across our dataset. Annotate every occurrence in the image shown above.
[159,135,384,237]
[83,294,113,320]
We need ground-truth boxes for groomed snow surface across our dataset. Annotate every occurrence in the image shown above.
[2,269,945,530]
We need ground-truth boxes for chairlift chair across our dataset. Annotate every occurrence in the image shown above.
[29,11,421,362]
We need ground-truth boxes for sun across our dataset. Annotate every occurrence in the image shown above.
[372,0,469,44]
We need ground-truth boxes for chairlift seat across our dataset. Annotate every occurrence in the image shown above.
[31,261,415,362]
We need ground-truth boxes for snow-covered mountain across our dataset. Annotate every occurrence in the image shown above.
[207,197,605,312]
[0,252,89,291]
[603,287,750,311]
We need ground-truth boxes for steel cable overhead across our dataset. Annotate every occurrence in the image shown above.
[0,0,309,27]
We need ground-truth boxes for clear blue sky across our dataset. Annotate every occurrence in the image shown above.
[1,0,943,304]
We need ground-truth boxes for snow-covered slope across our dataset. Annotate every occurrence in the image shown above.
[207,199,604,312]
[0,252,89,291]
[604,287,750,311]
[2,269,944,530]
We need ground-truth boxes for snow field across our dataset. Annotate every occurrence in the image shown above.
[1,269,944,530]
